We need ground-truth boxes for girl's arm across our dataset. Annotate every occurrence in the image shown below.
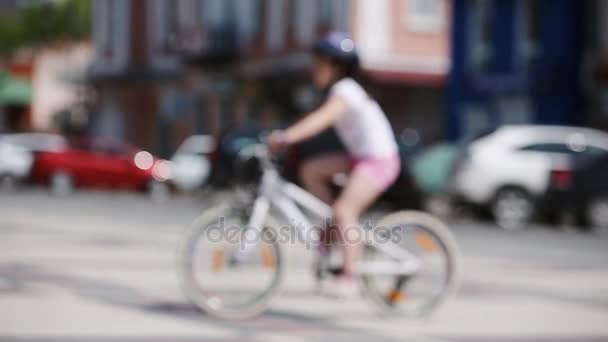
[283,96,347,144]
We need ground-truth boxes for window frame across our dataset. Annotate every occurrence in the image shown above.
[404,0,446,34]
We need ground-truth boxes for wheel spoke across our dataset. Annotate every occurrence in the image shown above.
[360,211,461,317]
[179,206,283,320]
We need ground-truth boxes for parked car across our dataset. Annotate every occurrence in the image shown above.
[209,126,276,188]
[246,127,424,209]
[30,137,171,197]
[170,135,215,192]
[0,138,33,188]
[210,125,423,209]
[410,143,459,195]
[449,125,608,230]
[544,153,608,232]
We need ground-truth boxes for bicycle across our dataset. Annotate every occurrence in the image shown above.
[179,143,461,320]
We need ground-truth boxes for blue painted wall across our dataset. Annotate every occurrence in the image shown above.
[447,0,586,141]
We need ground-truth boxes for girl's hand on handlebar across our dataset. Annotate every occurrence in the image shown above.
[267,130,289,154]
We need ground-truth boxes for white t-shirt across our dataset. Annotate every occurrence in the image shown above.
[330,78,399,158]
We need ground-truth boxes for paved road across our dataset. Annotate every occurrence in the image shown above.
[1,190,608,341]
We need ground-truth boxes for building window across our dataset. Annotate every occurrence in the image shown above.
[200,0,238,30]
[319,0,332,26]
[149,0,179,70]
[516,0,541,66]
[250,0,262,35]
[462,103,492,140]
[497,95,532,125]
[469,0,493,71]
[224,0,236,24]
[93,0,130,73]
[333,0,349,31]
[232,0,259,45]
[201,0,225,26]
[295,0,316,44]
[163,0,179,50]
[267,0,287,51]
[404,0,445,33]
[101,0,115,57]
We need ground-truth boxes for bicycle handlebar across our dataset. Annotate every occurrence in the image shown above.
[236,143,275,171]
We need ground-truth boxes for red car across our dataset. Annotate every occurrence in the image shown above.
[30,137,171,196]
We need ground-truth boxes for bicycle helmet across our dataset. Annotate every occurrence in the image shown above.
[312,32,360,74]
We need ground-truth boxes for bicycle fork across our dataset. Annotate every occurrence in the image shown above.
[231,196,271,264]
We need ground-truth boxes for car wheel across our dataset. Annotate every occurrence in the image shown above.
[587,197,608,234]
[147,181,169,202]
[50,172,73,196]
[492,188,534,231]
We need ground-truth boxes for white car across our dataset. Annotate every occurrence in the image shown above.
[170,135,215,192]
[0,133,67,188]
[0,140,33,187]
[450,125,608,229]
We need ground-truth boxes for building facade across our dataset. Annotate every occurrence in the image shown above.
[584,0,608,131]
[89,0,452,155]
[446,0,593,141]
[90,0,252,155]
[238,0,452,144]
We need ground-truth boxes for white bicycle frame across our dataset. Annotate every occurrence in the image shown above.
[235,145,421,276]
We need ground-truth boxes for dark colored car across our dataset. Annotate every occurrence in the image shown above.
[212,126,423,210]
[544,153,608,231]
[30,137,171,196]
[286,130,424,210]
[208,125,276,187]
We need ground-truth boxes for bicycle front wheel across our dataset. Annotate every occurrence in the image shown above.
[179,204,283,320]
[361,211,461,318]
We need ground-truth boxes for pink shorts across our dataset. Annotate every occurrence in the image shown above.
[351,155,401,191]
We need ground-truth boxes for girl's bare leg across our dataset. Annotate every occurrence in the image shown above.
[333,171,385,277]
[299,154,351,247]
[298,154,351,204]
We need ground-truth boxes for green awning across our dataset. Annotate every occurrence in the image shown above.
[0,70,31,106]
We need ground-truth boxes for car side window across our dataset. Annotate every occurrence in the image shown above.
[519,143,573,154]
[519,143,608,157]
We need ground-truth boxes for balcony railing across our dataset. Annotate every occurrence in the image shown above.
[172,23,240,63]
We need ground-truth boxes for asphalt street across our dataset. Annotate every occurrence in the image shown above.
[1,189,608,341]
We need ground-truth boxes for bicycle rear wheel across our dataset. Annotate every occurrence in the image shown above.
[179,204,283,320]
[361,211,461,317]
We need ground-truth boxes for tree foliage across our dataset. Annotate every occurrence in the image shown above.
[0,0,91,57]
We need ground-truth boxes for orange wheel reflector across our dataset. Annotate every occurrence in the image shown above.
[415,232,437,252]
[387,289,407,303]
[261,244,275,269]
[211,247,224,273]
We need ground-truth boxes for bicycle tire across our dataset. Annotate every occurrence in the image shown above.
[360,210,461,318]
[178,204,284,320]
